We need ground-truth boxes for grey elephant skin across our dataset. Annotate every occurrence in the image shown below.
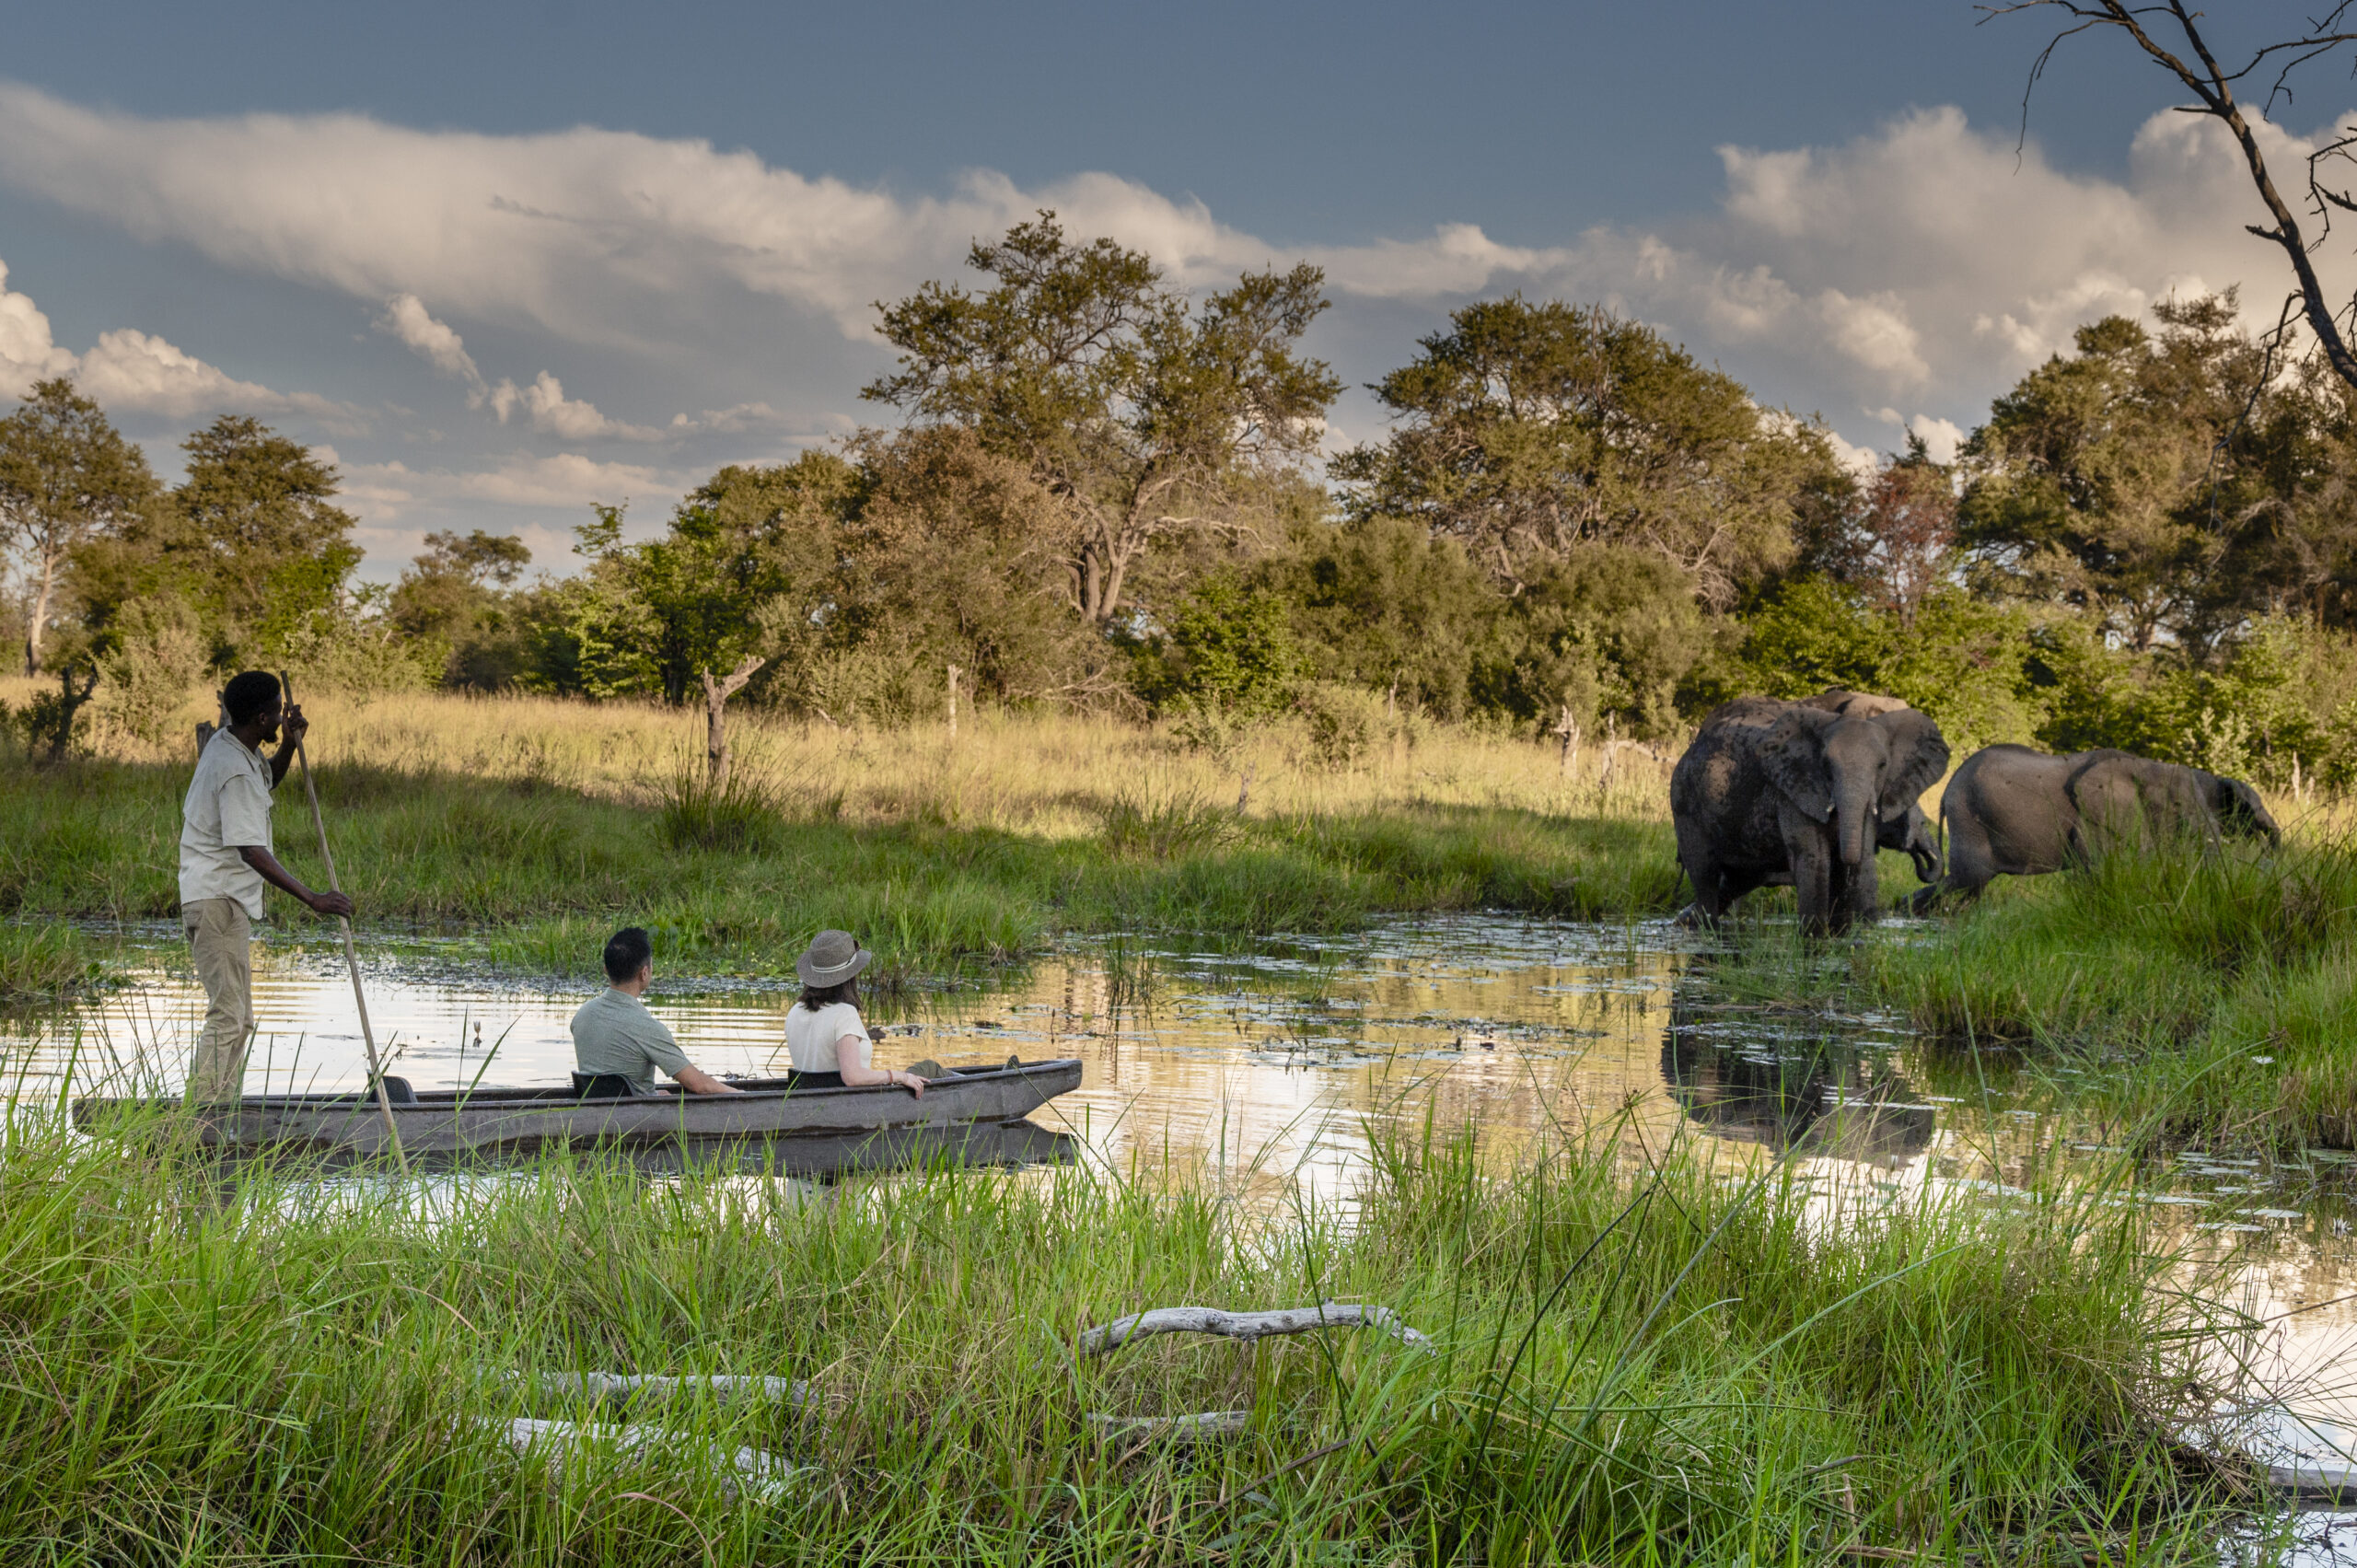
[1671,694,1950,932]
[1913,745,2281,907]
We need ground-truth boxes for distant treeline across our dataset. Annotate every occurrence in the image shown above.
[5,214,2356,787]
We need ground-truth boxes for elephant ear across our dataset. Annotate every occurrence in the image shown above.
[1876,710,1950,812]
[1759,708,1835,822]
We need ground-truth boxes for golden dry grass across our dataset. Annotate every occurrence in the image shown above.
[4,677,1678,835]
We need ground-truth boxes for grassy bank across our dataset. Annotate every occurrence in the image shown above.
[0,920,114,1003]
[1711,831,2357,1152]
[0,740,1682,992]
[0,1114,2237,1564]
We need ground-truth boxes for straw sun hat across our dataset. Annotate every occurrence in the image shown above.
[795,929,873,987]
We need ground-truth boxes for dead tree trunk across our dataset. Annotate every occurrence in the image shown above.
[699,655,765,791]
[946,664,962,739]
[1554,705,1582,778]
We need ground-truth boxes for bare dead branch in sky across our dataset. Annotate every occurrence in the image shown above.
[1986,2,2357,392]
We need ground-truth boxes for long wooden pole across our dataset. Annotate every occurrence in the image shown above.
[279,672,407,1173]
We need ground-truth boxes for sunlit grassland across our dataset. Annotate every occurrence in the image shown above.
[4,679,1671,832]
[0,688,1685,992]
[0,1106,2241,1565]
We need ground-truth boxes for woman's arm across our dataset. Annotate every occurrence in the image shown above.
[832,1036,925,1096]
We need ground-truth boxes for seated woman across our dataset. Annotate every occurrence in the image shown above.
[785,930,926,1097]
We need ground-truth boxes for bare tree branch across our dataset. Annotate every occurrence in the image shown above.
[1988,1,2357,394]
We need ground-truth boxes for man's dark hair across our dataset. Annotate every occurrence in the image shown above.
[222,670,282,726]
[603,926,653,983]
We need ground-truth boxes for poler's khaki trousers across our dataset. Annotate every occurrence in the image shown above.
[184,898,253,1102]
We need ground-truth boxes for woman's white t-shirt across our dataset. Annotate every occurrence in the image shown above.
[784,1002,868,1073]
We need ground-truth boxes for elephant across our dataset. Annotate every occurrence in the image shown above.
[1910,745,2281,908]
[1671,692,1951,932]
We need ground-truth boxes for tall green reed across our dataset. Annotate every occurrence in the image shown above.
[0,1092,2243,1565]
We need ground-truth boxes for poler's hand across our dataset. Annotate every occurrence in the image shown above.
[309,890,354,918]
[282,703,310,745]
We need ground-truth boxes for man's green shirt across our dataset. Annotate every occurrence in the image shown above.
[569,987,692,1096]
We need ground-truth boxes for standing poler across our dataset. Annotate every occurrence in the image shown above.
[178,670,354,1102]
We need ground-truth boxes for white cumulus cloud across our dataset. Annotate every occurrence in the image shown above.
[4,82,2354,502]
[487,370,660,441]
[1,255,355,423]
[0,259,76,395]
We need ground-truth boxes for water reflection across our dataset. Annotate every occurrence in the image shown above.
[1661,993,1934,1170]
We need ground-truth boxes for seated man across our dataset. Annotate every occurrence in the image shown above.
[571,926,743,1097]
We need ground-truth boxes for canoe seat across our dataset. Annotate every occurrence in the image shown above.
[572,1071,639,1100]
[343,1075,416,1106]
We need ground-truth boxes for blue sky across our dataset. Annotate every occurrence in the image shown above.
[1,2,2347,580]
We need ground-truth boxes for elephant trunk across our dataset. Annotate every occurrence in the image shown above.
[1837,781,1874,867]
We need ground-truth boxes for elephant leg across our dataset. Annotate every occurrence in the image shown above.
[1715,866,1771,915]
[1678,862,1771,926]
[1674,854,1722,926]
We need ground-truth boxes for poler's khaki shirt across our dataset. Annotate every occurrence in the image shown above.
[180,729,275,921]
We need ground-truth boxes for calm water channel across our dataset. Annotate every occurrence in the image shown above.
[11,912,2357,1557]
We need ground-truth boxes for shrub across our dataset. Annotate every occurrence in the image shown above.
[1295,680,1394,768]
[96,594,206,748]
[274,603,440,704]
[1140,573,1299,718]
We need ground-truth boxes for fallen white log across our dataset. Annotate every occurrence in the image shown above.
[530,1372,814,1410]
[2207,1401,2357,1500]
[1077,1301,1432,1357]
[493,1415,812,1502]
[1087,1408,1253,1442]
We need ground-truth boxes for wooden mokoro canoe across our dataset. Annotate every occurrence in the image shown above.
[71,1058,1085,1176]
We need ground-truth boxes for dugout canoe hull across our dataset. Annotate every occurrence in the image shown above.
[72,1058,1085,1176]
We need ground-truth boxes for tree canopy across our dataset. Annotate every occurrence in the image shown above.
[0,377,158,674]
[1332,297,1845,608]
[864,211,1341,625]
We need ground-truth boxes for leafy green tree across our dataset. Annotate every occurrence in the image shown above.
[1262,514,1505,722]
[1143,573,1299,717]
[1958,296,2270,651]
[865,211,1340,625]
[832,427,1110,705]
[1333,297,1843,607]
[1737,579,2043,755]
[2216,358,2357,633]
[0,378,159,674]
[529,454,855,704]
[390,529,532,688]
[523,567,663,701]
[164,415,362,659]
[1495,546,1715,738]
